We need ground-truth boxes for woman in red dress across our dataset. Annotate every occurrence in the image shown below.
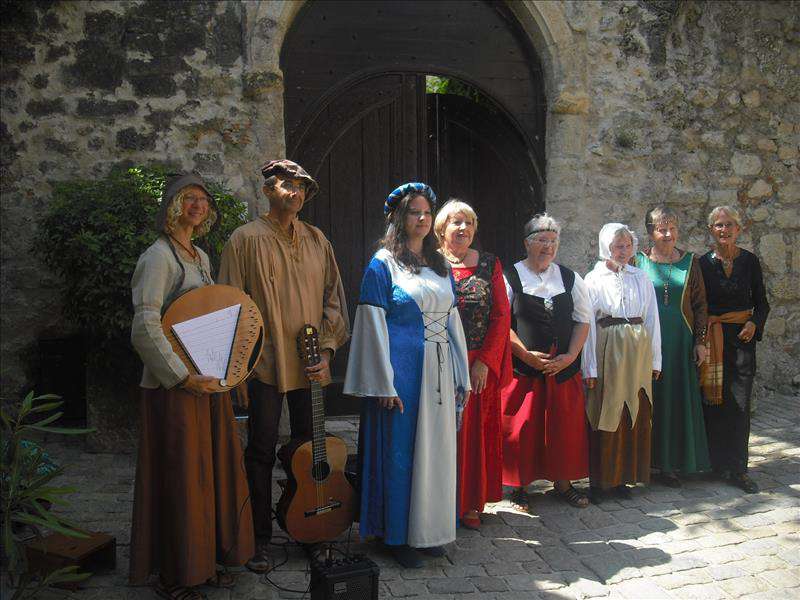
[501,213,594,509]
[435,199,512,530]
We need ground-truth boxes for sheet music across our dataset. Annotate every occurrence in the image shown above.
[171,304,241,379]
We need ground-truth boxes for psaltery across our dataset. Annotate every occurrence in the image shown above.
[161,284,264,392]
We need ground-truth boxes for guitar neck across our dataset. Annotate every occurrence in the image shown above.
[310,382,328,465]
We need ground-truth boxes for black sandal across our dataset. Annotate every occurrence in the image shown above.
[508,488,529,511]
[553,484,589,508]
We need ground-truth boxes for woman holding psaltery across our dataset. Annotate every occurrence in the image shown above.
[636,206,710,488]
[582,223,661,502]
[344,183,471,569]
[129,173,254,599]
[698,205,769,494]
[434,199,512,530]
[501,214,594,510]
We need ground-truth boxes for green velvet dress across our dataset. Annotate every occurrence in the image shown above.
[638,251,710,475]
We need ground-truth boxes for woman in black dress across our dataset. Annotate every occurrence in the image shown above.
[698,205,769,494]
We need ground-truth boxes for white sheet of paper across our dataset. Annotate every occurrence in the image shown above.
[171,304,241,379]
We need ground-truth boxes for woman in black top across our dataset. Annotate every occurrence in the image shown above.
[698,205,769,493]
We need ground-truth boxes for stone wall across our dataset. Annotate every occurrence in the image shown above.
[550,0,799,391]
[1,0,798,399]
[0,0,283,396]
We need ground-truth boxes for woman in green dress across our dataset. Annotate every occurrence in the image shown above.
[637,206,710,487]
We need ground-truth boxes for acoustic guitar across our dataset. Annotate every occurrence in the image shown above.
[276,325,356,543]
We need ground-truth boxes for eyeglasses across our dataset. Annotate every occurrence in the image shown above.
[526,235,558,246]
[712,221,737,230]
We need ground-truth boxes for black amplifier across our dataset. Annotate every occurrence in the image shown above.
[310,554,379,600]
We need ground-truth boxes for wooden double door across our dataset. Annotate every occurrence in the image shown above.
[289,73,541,413]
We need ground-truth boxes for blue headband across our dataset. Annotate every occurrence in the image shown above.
[384,182,437,215]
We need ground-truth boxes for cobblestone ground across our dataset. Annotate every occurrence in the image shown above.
[10,391,799,600]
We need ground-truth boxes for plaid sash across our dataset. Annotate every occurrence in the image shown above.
[700,310,752,405]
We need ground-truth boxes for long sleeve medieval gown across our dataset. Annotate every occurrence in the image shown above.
[344,249,471,548]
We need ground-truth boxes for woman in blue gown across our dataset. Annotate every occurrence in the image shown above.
[344,183,470,568]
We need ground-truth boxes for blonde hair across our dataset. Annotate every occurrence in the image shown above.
[434,199,478,242]
[164,186,218,238]
[707,205,742,229]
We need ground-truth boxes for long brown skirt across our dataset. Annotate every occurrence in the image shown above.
[589,391,652,490]
[129,387,254,587]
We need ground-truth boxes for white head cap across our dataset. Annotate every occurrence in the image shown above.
[598,222,639,261]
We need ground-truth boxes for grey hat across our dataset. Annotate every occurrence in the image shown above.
[155,172,219,236]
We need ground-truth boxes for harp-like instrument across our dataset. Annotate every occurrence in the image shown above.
[161,284,264,392]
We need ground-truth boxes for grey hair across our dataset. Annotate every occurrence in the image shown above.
[524,212,561,240]
[645,205,679,235]
[707,205,742,228]
[434,198,478,241]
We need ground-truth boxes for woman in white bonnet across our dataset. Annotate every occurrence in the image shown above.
[582,223,661,502]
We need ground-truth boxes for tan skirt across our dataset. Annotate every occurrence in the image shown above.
[589,393,652,489]
[129,387,254,587]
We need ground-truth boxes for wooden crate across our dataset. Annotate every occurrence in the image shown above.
[26,532,116,589]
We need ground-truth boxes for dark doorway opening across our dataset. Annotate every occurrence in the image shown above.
[281,1,546,414]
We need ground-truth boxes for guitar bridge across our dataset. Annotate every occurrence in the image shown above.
[304,500,343,517]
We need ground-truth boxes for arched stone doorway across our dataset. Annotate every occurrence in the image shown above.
[277,0,550,412]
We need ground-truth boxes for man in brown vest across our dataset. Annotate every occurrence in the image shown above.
[218,159,349,571]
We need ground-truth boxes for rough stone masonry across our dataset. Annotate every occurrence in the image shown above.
[1,1,798,400]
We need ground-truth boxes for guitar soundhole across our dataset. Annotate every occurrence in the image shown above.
[312,461,331,482]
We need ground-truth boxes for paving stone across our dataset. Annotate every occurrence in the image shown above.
[705,563,752,583]
[536,546,585,572]
[777,549,800,566]
[697,532,748,548]
[470,576,510,592]
[577,509,620,530]
[425,577,476,594]
[611,509,647,524]
[505,573,559,591]
[387,579,428,597]
[647,565,714,589]
[610,579,673,599]
[717,576,773,597]
[756,568,800,588]
[398,567,446,580]
[485,562,526,576]
[566,576,610,598]
[493,544,541,562]
[521,559,557,574]
[540,513,589,533]
[441,564,486,578]
[480,524,519,538]
[727,556,788,574]
[676,583,732,599]
[736,538,782,557]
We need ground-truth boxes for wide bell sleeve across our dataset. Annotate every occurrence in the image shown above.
[476,258,513,387]
[687,255,709,344]
[641,272,662,371]
[130,247,189,389]
[581,271,599,379]
[343,256,397,398]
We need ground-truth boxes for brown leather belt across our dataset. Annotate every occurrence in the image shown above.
[597,316,643,328]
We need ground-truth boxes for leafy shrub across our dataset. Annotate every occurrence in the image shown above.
[36,166,248,381]
[1,392,94,596]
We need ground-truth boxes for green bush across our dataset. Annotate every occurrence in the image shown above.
[36,166,249,382]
